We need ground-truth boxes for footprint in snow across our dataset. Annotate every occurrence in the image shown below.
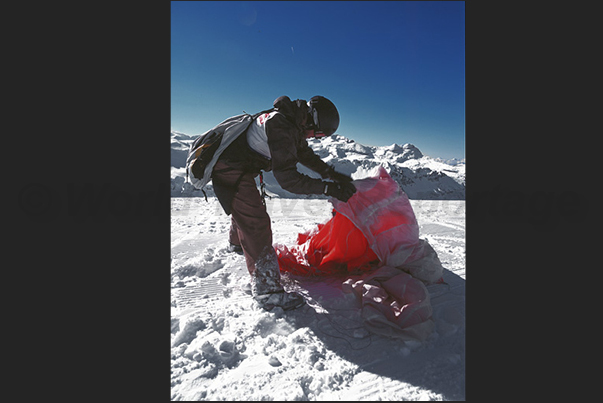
[197,259,225,277]
[220,271,231,285]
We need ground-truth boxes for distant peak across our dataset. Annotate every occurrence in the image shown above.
[384,143,404,153]
[401,143,423,159]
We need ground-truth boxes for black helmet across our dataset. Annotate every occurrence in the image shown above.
[307,96,339,136]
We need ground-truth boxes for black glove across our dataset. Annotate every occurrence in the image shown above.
[323,165,353,183]
[324,181,356,202]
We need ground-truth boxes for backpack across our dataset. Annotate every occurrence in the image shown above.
[185,109,274,194]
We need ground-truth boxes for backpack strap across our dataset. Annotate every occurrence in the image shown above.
[250,108,276,120]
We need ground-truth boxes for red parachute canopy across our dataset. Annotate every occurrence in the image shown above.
[276,166,439,279]
[276,209,379,276]
[275,166,446,340]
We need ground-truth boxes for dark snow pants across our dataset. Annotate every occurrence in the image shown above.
[212,161,278,280]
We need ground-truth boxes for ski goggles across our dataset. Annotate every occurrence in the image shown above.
[304,108,327,138]
[309,130,327,138]
[303,120,327,138]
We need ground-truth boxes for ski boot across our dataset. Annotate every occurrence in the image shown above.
[251,250,305,311]
[227,242,243,255]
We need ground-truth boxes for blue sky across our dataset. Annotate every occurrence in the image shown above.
[171,1,465,160]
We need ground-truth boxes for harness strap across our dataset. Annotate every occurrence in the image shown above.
[259,171,271,206]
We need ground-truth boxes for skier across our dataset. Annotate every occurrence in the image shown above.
[211,95,356,311]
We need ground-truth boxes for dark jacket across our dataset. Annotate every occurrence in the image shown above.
[218,96,331,195]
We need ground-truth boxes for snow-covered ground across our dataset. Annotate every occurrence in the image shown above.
[170,196,465,401]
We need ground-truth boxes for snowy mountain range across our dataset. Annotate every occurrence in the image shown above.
[171,131,465,200]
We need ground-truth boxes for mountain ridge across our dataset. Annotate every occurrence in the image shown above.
[170,132,465,200]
